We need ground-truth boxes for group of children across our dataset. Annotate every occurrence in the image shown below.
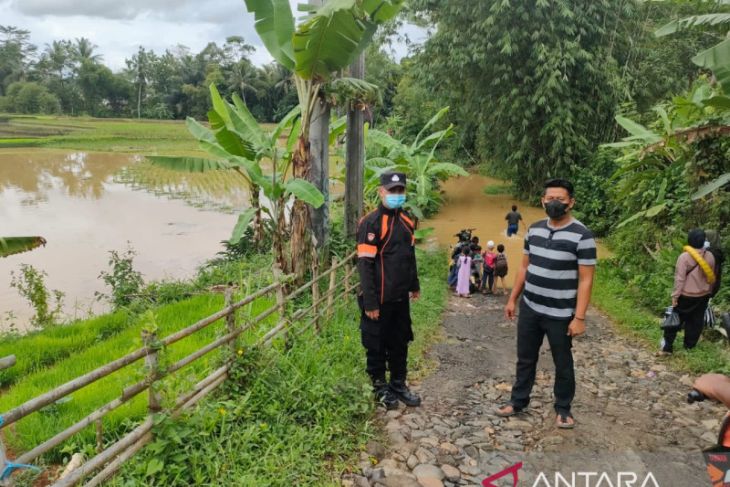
[453,236,508,298]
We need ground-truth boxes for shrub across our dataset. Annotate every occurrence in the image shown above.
[10,264,65,329]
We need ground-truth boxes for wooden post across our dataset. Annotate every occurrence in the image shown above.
[142,330,162,413]
[344,262,352,301]
[95,419,104,454]
[225,284,236,356]
[311,259,321,333]
[246,275,253,313]
[273,264,288,345]
[345,52,365,239]
[327,257,338,319]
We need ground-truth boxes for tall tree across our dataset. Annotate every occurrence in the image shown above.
[0,25,36,95]
[409,0,629,196]
[127,46,150,118]
[73,37,102,64]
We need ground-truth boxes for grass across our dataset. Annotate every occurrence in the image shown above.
[592,260,730,374]
[0,114,201,154]
[96,249,449,487]
[483,183,512,195]
[0,310,132,388]
[1,292,281,459]
[0,254,281,458]
[0,114,279,154]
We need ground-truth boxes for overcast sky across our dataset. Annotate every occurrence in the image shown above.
[0,0,425,71]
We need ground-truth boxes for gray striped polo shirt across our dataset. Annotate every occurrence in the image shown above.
[523,218,597,318]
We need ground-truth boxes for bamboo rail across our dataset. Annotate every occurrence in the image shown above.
[0,251,359,487]
[0,356,15,372]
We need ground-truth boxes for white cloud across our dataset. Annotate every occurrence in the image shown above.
[0,0,420,71]
[12,0,204,20]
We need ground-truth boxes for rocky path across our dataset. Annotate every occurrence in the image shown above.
[343,293,726,487]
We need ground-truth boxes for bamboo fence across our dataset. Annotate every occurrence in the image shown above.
[0,251,358,487]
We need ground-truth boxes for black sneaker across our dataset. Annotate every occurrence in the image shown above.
[390,380,421,407]
[373,380,399,410]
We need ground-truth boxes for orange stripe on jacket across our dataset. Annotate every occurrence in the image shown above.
[399,213,415,228]
[380,214,390,240]
[357,243,377,258]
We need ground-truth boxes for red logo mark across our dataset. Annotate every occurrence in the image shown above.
[708,453,728,463]
[482,462,523,487]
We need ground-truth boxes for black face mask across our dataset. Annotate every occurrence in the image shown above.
[545,200,569,219]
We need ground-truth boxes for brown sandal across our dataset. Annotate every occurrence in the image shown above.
[556,412,575,429]
[495,404,522,417]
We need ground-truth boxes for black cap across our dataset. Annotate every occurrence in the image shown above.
[380,172,407,190]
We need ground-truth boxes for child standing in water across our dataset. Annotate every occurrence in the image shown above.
[456,247,472,298]
[494,244,509,295]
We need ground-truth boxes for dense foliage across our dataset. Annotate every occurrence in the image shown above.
[595,78,730,313]
[392,0,729,198]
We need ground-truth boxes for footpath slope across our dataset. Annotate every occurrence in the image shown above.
[346,293,726,487]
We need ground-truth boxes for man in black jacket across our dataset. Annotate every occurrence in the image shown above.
[357,172,421,409]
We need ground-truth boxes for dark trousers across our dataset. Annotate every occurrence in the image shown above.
[663,294,710,351]
[481,266,494,291]
[510,301,575,414]
[359,297,414,382]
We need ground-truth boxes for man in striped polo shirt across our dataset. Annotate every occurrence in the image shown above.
[496,178,596,429]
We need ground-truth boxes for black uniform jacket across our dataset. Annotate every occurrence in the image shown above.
[356,204,420,311]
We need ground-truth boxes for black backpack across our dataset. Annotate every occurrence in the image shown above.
[494,253,508,274]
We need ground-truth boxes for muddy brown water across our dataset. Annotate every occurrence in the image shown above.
[0,149,243,332]
[0,148,345,333]
[423,174,610,275]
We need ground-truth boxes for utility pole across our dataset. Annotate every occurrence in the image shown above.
[308,0,330,250]
[344,52,365,239]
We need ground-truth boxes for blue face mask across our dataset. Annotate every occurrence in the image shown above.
[385,193,406,209]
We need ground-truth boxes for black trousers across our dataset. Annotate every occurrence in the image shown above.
[510,301,575,415]
[663,294,710,351]
[481,266,494,291]
[359,296,414,382]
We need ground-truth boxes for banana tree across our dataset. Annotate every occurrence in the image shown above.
[244,0,404,277]
[364,107,468,218]
[656,10,730,92]
[148,84,323,271]
[0,237,47,258]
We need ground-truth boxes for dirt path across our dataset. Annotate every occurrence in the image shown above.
[344,294,726,487]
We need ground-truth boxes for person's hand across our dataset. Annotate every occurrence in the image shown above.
[672,297,678,307]
[505,300,516,320]
[409,291,420,301]
[365,309,380,320]
[567,318,586,337]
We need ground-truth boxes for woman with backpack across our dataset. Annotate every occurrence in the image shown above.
[494,244,509,295]
[660,228,716,355]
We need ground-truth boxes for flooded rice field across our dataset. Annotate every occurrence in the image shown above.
[0,149,244,331]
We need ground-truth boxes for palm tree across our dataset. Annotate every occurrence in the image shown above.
[73,37,102,64]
